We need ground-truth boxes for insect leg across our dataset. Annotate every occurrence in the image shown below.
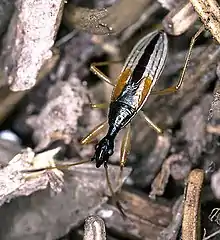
[117,124,132,191]
[104,164,127,218]
[90,103,109,109]
[151,25,205,95]
[81,120,108,145]
[120,124,132,169]
[139,111,163,134]
[88,61,122,109]
[87,93,109,109]
[21,159,91,173]
[90,60,123,86]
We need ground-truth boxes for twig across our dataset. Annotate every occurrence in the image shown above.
[149,152,187,199]
[207,63,220,135]
[55,30,78,47]
[95,190,172,239]
[0,0,64,91]
[0,148,61,207]
[132,132,171,188]
[55,32,104,80]
[182,169,205,240]
[158,195,183,240]
[190,0,220,44]
[83,215,106,240]
[162,1,198,36]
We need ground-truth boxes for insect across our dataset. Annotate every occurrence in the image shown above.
[81,28,202,177]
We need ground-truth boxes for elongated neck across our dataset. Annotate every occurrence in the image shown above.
[106,125,119,139]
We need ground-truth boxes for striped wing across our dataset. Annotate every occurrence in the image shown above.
[111,30,168,110]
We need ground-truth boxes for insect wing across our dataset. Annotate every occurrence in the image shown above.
[111,68,132,102]
[110,31,159,102]
[112,30,168,110]
[132,31,168,110]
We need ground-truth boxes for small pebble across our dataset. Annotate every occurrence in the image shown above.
[0,130,20,143]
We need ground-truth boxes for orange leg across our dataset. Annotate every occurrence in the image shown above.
[120,124,132,170]
[21,159,91,173]
[90,60,123,86]
[139,111,163,134]
[117,124,132,187]
[90,103,109,109]
[87,92,109,110]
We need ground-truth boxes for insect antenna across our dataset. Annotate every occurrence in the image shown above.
[20,159,90,173]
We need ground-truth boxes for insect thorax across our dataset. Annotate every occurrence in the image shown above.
[107,101,135,137]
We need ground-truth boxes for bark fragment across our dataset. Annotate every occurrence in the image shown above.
[0,0,64,91]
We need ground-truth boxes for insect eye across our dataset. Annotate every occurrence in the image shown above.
[95,144,99,150]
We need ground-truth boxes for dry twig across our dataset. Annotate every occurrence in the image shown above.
[0,0,64,91]
[83,215,106,240]
[0,147,61,206]
[132,132,171,188]
[158,196,183,240]
[182,169,204,240]
[207,63,220,135]
[162,1,198,35]
[95,190,172,239]
[190,0,220,43]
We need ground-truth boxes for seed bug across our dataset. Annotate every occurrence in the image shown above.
[83,31,167,171]
[81,28,203,179]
